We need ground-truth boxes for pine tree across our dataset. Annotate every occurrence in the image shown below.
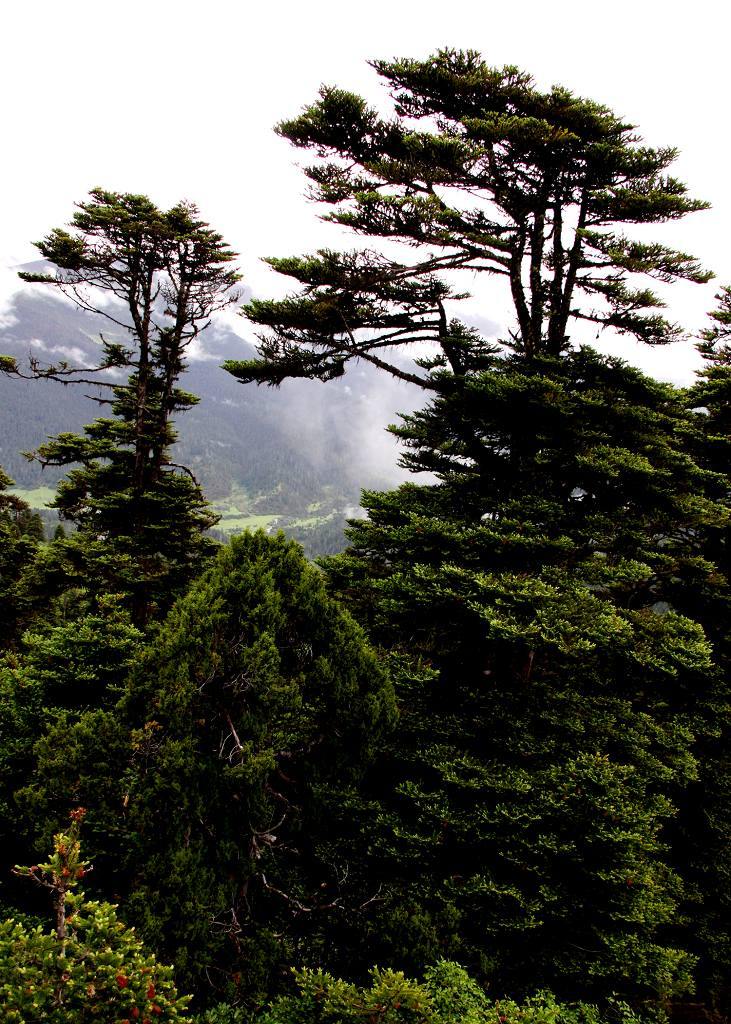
[2,190,241,625]
[670,287,731,1011]
[225,49,710,389]
[217,51,720,1002]
[322,347,725,1002]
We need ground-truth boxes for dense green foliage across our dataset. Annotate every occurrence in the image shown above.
[0,468,43,647]
[1,812,190,1022]
[212,961,650,1024]
[121,531,394,1002]
[0,594,142,913]
[3,190,240,625]
[666,288,731,1008]
[2,48,731,1024]
[222,46,723,1009]
[320,346,724,1000]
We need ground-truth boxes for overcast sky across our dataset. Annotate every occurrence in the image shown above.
[2,0,729,383]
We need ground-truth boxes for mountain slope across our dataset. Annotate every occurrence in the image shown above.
[0,286,420,550]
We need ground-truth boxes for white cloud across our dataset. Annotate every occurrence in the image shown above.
[27,338,89,364]
[186,334,222,362]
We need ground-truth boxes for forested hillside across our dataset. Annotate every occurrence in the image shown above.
[2,48,731,1024]
[0,285,418,551]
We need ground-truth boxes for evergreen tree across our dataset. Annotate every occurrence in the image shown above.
[233,960,644,1024]
[0,467,43,647]
[671,287,731,1011]
[120,532,394,1004]
[321,348,724,1002]
[2,190,241,624]
[218,51,719,1003]
[0,594,142,912]
[225,49,710,389]
[1,810,191,1022]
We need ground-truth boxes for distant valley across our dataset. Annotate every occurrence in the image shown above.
[0,284,420,555]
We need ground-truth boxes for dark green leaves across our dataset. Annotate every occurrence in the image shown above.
[237,48,710,384]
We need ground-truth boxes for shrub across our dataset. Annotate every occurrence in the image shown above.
[194,961,658,1024]
[0,810,190,1022]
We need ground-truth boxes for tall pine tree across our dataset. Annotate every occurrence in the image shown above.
[3,190,240,624]
[671,287,731,1012]
[220,50,718,1002]
[226,49,710,389]
[322,347,725,1002]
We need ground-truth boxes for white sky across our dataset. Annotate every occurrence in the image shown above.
[2,0,729,384]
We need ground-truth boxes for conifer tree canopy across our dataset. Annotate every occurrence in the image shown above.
[2,190,241,624]
[671,288,731,1011]
[1,812,190,1022]
[221,50,721,1003]
[322,347,726,1002]
[0,468,43,648]
[122,531,394,1003]
[225,50,710,389]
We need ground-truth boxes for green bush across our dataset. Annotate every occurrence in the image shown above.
[195,961,658,1024]
[0,811,190,1023]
